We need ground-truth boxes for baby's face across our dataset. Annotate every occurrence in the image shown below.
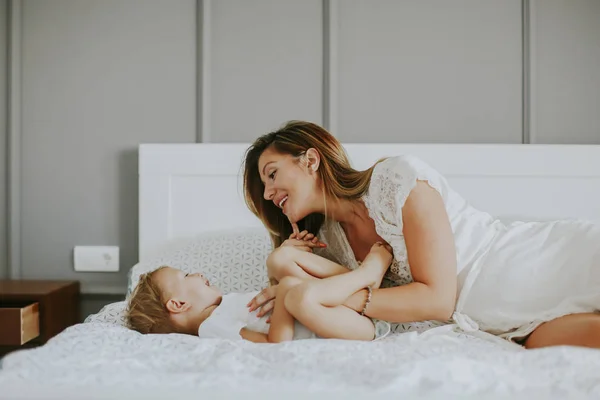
[154,267,222,313]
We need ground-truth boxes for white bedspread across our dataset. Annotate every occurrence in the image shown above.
[2,320,600,399]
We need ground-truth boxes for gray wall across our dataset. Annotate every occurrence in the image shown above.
[532,0,600,144]
[336,0,523,143]
[208,0,324,142]
[19,0,196,303]
[0,0,7,279]
[1,0,599,319]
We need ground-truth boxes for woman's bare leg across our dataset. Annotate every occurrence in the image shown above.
[267,276,302,343]
[284,243,392,340]
[525,313,600,349]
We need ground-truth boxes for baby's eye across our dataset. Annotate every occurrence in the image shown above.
[185,273,189,277]
[269,170,276,180]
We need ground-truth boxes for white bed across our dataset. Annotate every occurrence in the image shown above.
[2,143,600,399]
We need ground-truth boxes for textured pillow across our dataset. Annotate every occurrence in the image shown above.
[84,300,128,325]
[85,228,273,326]
[128,228,273,297]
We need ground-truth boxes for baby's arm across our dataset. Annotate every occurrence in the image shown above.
[239,327,268,343]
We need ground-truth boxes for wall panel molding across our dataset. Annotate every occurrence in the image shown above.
[197,0,211,142]
[522,0,537,144]
[322,0,338,136]
[7,0,21,279]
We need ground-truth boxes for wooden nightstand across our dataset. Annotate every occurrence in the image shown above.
[0,280,80,357]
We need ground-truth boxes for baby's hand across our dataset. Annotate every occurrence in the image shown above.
[282,228,326,252]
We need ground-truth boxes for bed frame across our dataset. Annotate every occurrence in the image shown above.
[138,143,600,261]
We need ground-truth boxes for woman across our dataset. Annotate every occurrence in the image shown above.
[243,120,600,349]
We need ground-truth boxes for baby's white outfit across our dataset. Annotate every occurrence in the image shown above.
[197,291,391,341]
[198,292,314,340]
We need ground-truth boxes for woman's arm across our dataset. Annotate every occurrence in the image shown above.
[347,181,457,322]
[347,282,453,323]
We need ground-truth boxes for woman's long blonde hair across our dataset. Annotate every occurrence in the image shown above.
[243,120,384,248]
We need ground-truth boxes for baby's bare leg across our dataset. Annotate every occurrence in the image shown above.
[284,243,392,340]
[267,276,303,343]
[267,247,349,282]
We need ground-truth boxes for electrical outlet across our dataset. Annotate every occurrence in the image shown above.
[74,246,119,272]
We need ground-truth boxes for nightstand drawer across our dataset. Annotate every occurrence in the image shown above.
[0,302,40,345]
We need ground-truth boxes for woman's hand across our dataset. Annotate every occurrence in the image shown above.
[247,284,278,318]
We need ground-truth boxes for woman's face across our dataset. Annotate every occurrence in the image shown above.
[257,147,322,224]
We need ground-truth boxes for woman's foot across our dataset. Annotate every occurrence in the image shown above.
[360,242,393,289]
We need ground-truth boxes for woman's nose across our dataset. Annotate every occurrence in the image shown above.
[264,185,275,200]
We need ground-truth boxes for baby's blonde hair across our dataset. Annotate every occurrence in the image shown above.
[125,266,180,334]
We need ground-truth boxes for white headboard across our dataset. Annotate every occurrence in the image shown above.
[138,143,600,261]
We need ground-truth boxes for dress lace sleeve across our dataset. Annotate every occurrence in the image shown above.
[365,156,446,237]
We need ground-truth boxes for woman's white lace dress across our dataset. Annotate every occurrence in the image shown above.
[316,155,600,344]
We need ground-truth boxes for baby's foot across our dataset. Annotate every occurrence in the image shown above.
[360,242,393,289]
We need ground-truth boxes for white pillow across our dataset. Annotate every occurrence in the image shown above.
[84,300,128,325]
[128,228,273,297]
[86,228,273,326]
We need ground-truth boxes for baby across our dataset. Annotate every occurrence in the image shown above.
[126,237,393,343]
